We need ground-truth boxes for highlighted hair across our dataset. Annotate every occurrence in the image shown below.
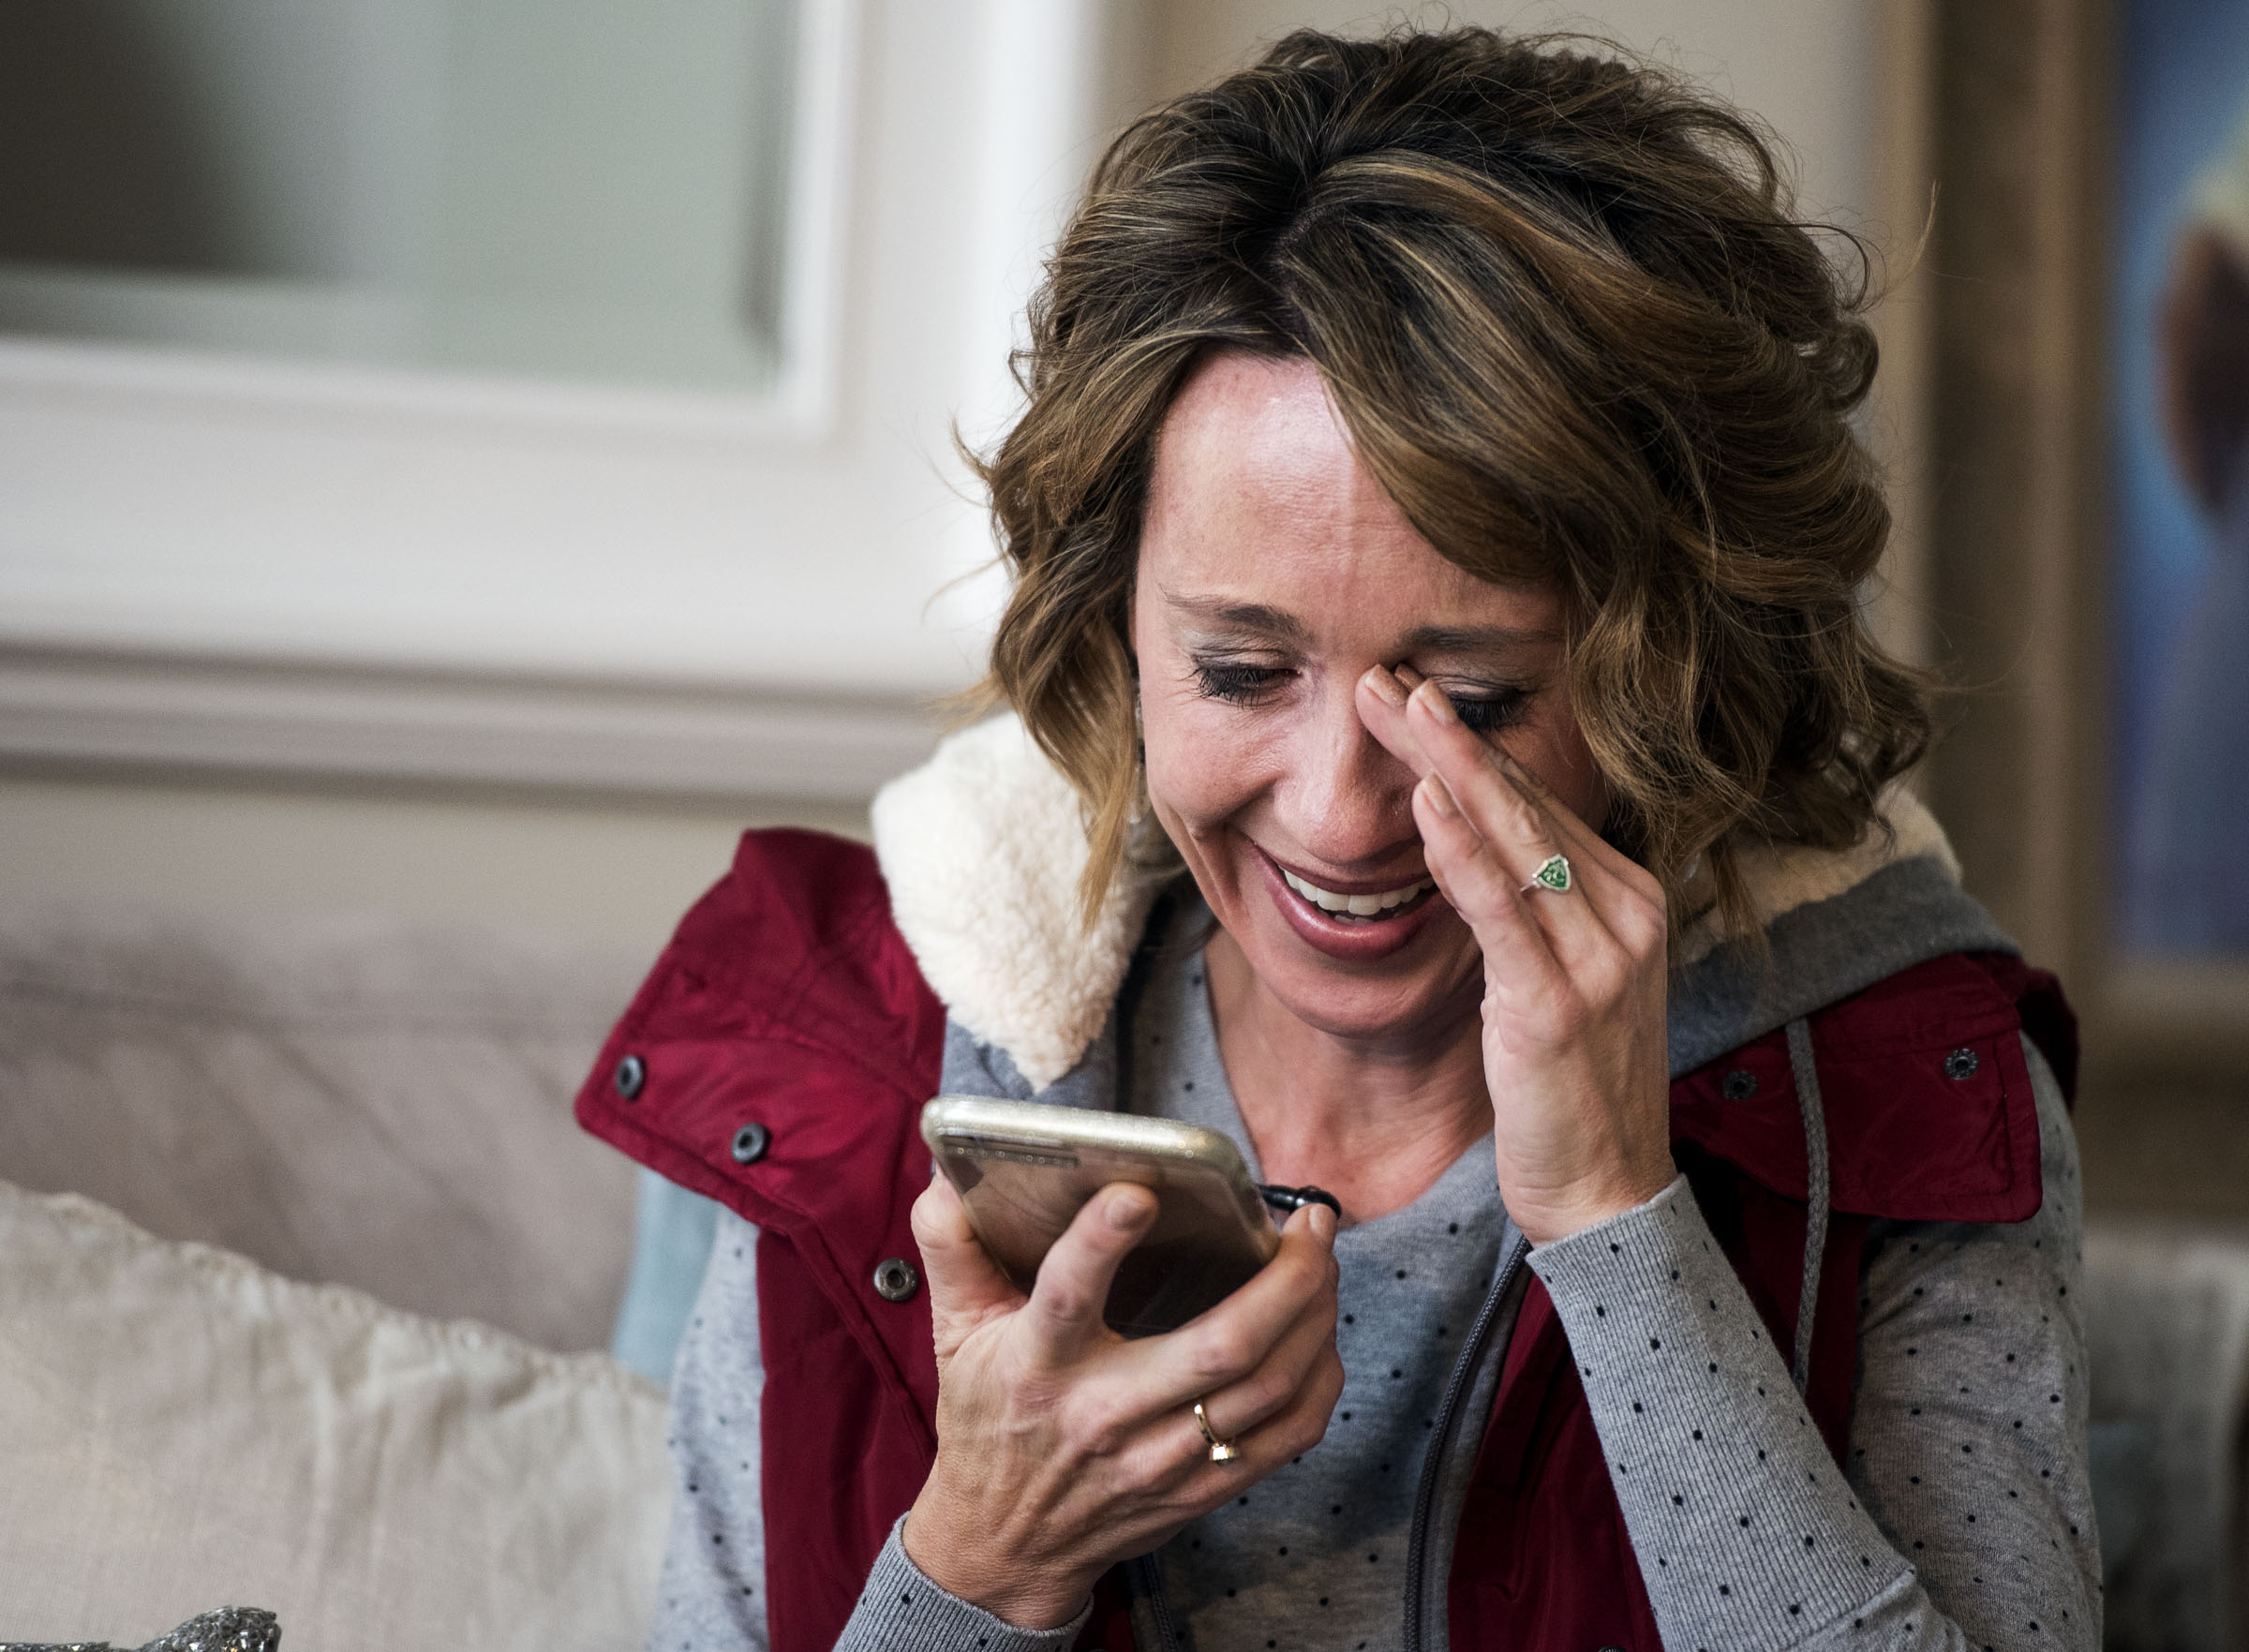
[973,27,1929,943]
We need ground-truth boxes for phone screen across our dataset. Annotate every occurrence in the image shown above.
[934,1133,1279,1337]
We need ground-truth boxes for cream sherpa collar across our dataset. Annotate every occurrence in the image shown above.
[870,714,1959,1089]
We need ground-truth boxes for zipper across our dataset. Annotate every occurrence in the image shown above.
[1128,1552,1184,1652]
[1401,1224,1529,1652]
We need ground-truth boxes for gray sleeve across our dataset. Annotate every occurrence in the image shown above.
[647,1209,770,1652]
[1840,1034,2102,1647]
[834,1519,1095,1650]
[1526,1034,2098,1651]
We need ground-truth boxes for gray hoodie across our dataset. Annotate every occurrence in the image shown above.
[647,719,2100,1652]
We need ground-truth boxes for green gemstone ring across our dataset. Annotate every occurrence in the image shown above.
[1526,854,1573,894]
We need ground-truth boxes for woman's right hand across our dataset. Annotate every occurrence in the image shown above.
[901,1175,1343,1630]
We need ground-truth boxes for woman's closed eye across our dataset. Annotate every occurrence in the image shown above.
[1195,660,1532,734]
[1437,682,1532,735]
[1192,660,1291,706]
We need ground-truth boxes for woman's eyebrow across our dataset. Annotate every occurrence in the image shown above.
[1403,621,1562,654]
[1161,592,1557,653]
[1162,589,1308,640]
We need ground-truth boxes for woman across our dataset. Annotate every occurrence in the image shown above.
[582,27,2098,1652]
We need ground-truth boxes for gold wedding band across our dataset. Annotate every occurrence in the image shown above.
[1193,1400,1241,1464]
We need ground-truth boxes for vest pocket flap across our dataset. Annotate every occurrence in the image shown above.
[1670,957,2043,1225]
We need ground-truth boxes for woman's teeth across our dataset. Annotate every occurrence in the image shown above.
[1281,868,1434,919]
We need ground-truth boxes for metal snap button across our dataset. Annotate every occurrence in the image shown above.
[1720,1068,1758,1101]
[613,1053,647,1100]
[730,1122,770,1165]
[871,1258,920,1302]
[1944,1047,1981,1080]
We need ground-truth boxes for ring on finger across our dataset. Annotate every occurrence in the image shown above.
[1521,853,1573,895]
[1193,1400,1241,1464]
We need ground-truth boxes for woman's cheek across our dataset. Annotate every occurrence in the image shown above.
[1142,699,1263,846]
[1500,712,1607,826]
[1140,710,1223,841]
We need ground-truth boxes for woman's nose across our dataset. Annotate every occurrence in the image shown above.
[1277,689,1419,869]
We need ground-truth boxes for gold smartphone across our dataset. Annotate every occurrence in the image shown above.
[920,1094,1284,1338]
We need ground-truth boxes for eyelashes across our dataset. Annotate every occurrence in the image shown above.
[1190,662,1286,705]
[1439,691,1531,735]
[1189,662,1533,734]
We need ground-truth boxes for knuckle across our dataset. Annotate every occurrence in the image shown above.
[1279,1244,1330,1299]
[1545,995,1590,1041]
[1237,1364,1294,1419]
[1287,1408,1333,1457]
[1035,1272,1094,1325]
[1492,788,1542,841]
[1190,1325,1259,1385]
[1583,954,1631,1005]
[908,1183,953,1243]
[1062,1389,1132,1458]
[1623,885,1668,942]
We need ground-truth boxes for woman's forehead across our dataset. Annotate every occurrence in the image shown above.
[1143,352,1556,641]
[1149,352,1362,521]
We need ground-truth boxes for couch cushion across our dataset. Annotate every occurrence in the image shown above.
[2080,1217,2249,1652]
[0,1178,669,1649]
[0,904,645,1351]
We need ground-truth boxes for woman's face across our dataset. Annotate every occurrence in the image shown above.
[1132,350,1608,1045]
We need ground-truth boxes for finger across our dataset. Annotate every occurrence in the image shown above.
[1227,1336,1347,1466]
[1152,1336,1348,1504]
[1354,664,1435,780]
[1020,1182,1158,1363]
[1482,741,1662,905]
[1190,1264,1341,1442]
[1488,747,1668,944]
[912,1177,1030,1357]
[1414,769,1578,1011]
[1108,1208,1344,1495]
[1128,1201,1339,1416]
[1406,682,1580,895]
[1390,669,1655,919]
[1403,682,1639,960]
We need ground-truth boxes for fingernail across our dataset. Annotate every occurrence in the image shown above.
[1412,680,1459,725]
[1419,773,1458,818]
[1361,664,1407,707]
[1107,1186,1154,1228]
[1309,1203,1337,1243]
[1393,662,1425,691]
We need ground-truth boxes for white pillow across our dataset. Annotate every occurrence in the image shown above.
[0,1179,671,1650]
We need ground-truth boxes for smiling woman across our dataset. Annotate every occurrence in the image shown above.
[577,24,2102,1652]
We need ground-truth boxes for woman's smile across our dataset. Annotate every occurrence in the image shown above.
[1251,838,1446,962]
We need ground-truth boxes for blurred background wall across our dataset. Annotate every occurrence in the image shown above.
[4,0,2239,1217]
[0,0,1886,958]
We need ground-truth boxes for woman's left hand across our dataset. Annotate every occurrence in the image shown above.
[1356,665,1676,1245]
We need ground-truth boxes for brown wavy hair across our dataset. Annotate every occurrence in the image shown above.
[974,25,1929,944]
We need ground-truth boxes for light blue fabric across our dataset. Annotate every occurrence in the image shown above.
[610,1166,723,1384]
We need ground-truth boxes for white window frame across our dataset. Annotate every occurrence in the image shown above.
[0,0,1103,801]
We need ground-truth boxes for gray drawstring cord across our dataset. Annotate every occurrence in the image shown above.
[1783,1016,1832,1394]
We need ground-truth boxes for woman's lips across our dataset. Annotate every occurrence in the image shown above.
[1252,844,1451,961]
[1278,864,1435,916]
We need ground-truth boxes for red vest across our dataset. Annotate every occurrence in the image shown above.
[576,828,2075,1652]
